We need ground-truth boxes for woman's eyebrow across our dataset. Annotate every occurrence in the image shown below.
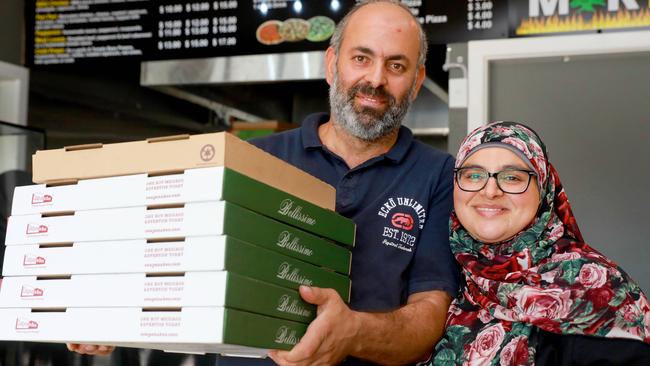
[501,164,530,170]
[459,164,484,169]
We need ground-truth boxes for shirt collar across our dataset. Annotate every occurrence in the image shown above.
[300,112,414,163]
[384,126,413,163]
[301,112,328,149]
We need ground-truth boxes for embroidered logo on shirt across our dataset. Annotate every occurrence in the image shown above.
[377,197,426,229]
[377,197,426,253]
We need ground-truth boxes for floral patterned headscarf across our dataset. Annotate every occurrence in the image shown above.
[432,121,650,366]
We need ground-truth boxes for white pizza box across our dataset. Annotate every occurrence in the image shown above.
[6,199,355,249]
[1,237,226,276]
[0,271,315,323]
[0,306,307,355]
[8,194,352,275]
[1,235,351,302]
[11,167,355,246]
[5,201,236,245]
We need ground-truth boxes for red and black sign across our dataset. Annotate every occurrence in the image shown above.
[509,0,650,37]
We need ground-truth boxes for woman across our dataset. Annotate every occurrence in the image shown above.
[432,121,650,365]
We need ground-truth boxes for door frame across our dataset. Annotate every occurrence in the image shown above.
[467,29,650,132]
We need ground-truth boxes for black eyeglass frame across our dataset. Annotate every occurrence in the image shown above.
[453,167,537,194]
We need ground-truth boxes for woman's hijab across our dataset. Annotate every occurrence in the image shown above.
[433,121,650,365]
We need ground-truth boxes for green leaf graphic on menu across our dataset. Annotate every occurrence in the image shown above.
[570,0,606,13]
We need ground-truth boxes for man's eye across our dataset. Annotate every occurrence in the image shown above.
[390,63,404,72]
[354,55,367,63]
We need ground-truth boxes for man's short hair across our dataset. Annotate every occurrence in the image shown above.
[329,0,428,67]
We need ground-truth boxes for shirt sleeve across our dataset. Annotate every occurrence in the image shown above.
[407,155,460,298]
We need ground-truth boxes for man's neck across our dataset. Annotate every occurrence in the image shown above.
[318,119,399,169]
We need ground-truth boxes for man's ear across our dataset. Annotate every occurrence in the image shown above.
[410,64,427,101]
[325,46,336,86]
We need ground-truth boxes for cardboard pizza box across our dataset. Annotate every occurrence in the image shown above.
[32,132,334,210]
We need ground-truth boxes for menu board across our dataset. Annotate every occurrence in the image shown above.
[27,0,154,66]
[25,0,512,66]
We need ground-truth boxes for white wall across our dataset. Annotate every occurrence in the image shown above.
[0,61,29,125]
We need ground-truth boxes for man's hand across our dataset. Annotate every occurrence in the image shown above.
[66,343,115,356]
[268,286,360,366]
[269,288,451,366]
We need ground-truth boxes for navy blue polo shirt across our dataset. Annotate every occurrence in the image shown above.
[251,113,459,311]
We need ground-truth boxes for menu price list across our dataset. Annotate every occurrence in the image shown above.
[146,0,345,61]
[28,0,154,65]
[155,1,239,53]
[26,0,357,64]
[466,0,494,31]
[25,0,510,66]
[403,0,507,44]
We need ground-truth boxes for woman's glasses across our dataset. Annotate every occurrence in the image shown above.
[454,167,536,194]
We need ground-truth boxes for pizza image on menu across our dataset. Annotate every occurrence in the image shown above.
[278,18,310,42]
[306,16,335,42]
[256,20,284,45]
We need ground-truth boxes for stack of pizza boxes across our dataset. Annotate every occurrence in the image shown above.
[0,133,355,357]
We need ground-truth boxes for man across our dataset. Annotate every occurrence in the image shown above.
[68,1,458,364]
[252,1,458,365]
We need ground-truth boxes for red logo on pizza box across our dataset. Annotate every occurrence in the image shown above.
[21,286,44,298]
[23,254,46,266]
[31,193,53,205]
[391,213,414,231]
[15,318,39,330]
[26,224,48,235]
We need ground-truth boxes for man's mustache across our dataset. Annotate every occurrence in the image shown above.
[347,82,396,105]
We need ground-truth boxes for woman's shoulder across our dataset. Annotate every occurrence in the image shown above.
[533,328,650,366]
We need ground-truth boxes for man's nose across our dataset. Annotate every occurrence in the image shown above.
[365,63,387,89]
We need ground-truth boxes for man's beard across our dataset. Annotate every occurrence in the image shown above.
[329,70,415,142]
